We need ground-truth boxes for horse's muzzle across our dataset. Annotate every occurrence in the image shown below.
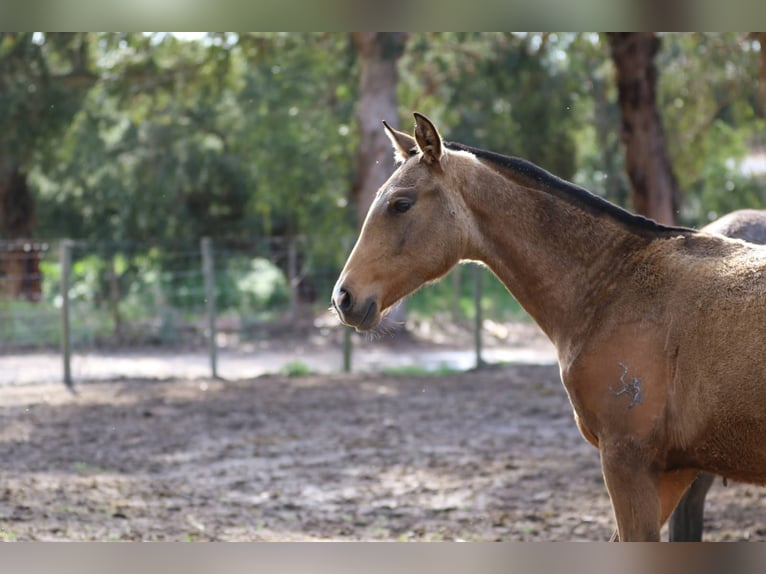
[332,284,378,331]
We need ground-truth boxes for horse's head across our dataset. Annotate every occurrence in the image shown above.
[332,113,470,331]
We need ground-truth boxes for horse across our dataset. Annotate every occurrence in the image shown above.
[331,112,766,541]
[668,209,766,541]
[702,209,766,244]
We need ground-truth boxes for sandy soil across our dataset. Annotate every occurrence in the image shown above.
[0,364,763,541]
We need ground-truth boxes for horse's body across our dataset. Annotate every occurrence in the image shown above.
[703,209,766,244]
[668,208,766,542]
[332,113,766,541]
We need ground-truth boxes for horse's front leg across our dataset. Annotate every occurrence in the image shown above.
[600,442,697,541]
[601,443,661,541]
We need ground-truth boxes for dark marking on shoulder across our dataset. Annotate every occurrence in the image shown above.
[610,363,643,409]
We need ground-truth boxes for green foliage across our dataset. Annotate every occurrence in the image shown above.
[280,360,313,377]
[0,299,60,347]
[3,32,764,337]
[407,266,529,324]
[236,34,358,241]
[657,33,766,226]
[400,33,588,180]
[69,255,105,303]
[32,33,357,251]
[0,33,94,171]
[232,257,289,310]
[17,32,766,247]
[27,33,358,312]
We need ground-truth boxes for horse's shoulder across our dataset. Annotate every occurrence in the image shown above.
[560,319,674,442]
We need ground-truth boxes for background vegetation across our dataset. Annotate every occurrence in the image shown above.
[1,32,765,347]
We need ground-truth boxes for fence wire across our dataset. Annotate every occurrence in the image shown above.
[0,236,515,386]
[0,240,61,351]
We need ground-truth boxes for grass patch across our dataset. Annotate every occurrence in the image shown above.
[71,461,109,475]
[382,363,462,377]
[280,360,313,377]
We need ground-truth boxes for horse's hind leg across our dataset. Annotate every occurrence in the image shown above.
[658,469,700,527]
[668,472,715,541]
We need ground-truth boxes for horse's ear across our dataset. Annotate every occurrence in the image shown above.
[413,112,443,165]
[382,120,417,165]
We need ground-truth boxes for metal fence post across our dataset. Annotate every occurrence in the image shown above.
[287,236,299,317]
[60,239,74,390]
[342,327,352,373]
[340,236,353,373]
[451,266,462,324]
[201,237,219,379]
[473,265,484,369]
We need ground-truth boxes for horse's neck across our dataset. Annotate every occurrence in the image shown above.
[460,164,645,348]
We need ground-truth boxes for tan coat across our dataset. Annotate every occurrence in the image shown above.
[333,113,766,541]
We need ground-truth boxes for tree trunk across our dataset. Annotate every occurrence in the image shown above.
[755,32,766,117]
[606,32,680,225]
[352,33,409,328]
[351,32,408,224]
[0,164,40,300]
[0,164,35,239]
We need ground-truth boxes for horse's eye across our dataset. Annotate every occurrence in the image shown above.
[391,198,413,214]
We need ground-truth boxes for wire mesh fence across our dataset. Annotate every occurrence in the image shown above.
[0,240,60,350]
[0,236,539,387]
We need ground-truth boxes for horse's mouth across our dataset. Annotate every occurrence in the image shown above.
[333,295,380,332]
[354,298,379,332]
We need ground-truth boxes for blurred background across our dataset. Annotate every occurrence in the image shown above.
[2,30,766,545]
[1,32,765,385]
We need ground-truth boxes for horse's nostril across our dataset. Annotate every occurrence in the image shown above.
[335,287,353,312]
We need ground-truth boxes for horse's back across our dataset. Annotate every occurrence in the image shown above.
[701,209,766,244]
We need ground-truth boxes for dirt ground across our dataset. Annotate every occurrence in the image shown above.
[1,361,764,542]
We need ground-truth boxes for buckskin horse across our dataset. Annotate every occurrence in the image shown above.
[332,112,766,542]
[668,208,766,541]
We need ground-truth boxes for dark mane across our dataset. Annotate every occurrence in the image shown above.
[444,141,693,237]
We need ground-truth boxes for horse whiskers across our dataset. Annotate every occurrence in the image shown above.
[365,314,404,340]
[361,329,382,342]
[361,321,389,341]
[382,318,406,334]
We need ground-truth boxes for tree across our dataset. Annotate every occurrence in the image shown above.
[30,33,360,314]
[351,33,409,326]
[655,33,765,226]
[10,32,766,314]
[235,33,358,303]
[0,33,95,239]
[755,32,766,115]
[351,33,408,224]
[0,33,95,300]
[32,33,247,243]
[607,32,680,225]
